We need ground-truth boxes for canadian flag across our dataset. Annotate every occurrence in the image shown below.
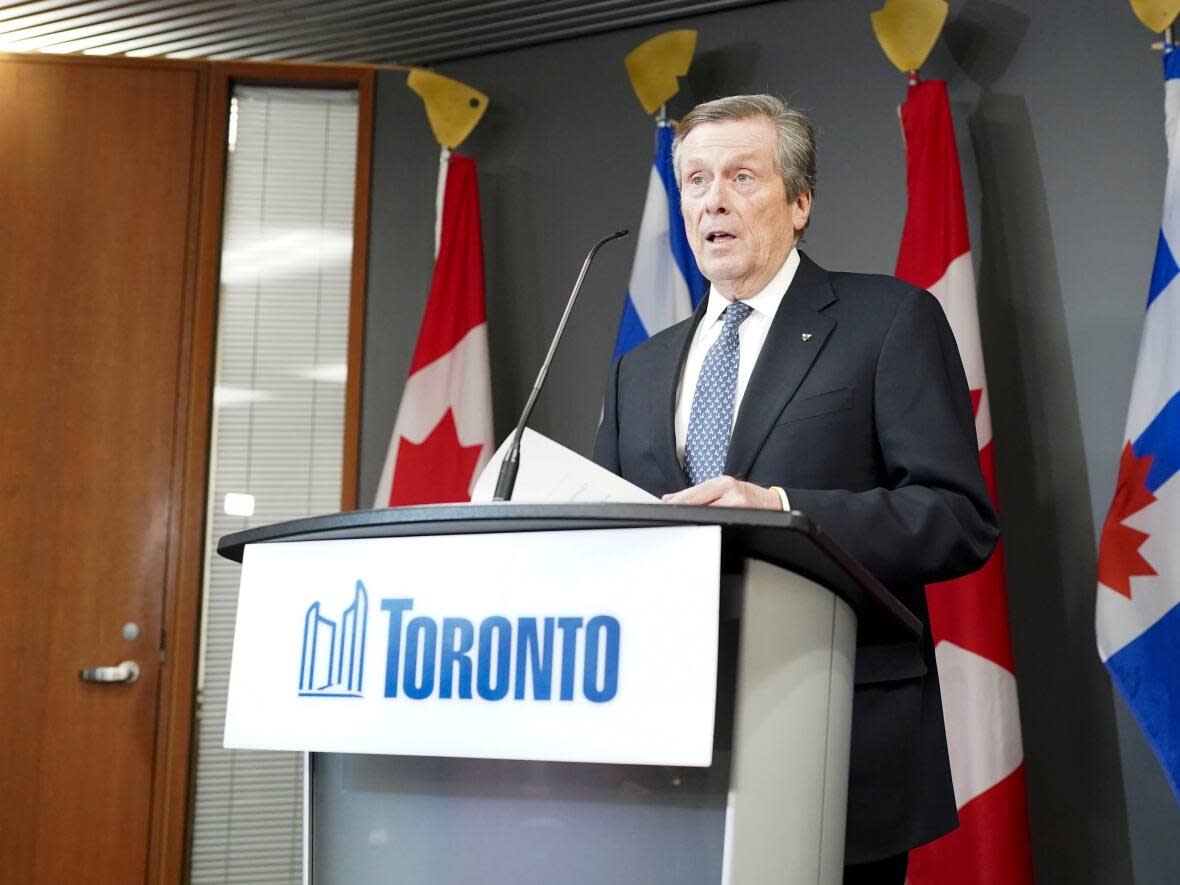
[373,152,493,507]
[896,80,1034,884]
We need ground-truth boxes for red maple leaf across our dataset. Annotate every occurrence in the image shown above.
[1098,442,1157,598]
[969,388,983,418]
[390,409,483,506]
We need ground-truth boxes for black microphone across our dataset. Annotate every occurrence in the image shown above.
[493,229,630,502]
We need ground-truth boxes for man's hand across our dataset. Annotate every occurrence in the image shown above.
[662,476,783,509]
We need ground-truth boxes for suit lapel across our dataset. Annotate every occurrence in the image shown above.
[652,301,707,491]
[725,253,837,480]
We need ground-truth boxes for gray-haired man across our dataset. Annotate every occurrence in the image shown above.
[594,95,998,883]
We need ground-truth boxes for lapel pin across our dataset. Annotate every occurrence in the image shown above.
[801,332,813,342]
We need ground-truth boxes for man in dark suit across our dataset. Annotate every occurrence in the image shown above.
[592,95,998,883]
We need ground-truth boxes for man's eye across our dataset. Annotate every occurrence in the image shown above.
[736,173,750,182]
[690,175,705,186]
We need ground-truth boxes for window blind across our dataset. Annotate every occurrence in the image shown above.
[189,85,359,885]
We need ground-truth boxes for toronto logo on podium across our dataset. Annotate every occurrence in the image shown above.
[298,580,368,697]
[295,580,623,703]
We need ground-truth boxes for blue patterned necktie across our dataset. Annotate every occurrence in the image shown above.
[684,301,754,485]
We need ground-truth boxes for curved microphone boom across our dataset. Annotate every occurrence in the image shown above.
[493,228,630,502]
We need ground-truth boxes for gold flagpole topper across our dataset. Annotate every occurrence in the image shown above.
[407,68,490,149]
[870,0,948,75]
[625,29,697,116]
[1130,0,1180,33]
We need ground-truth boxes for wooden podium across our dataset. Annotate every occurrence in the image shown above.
[219,503,918,885]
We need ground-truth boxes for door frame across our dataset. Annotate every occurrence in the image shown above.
[145,59,374,883]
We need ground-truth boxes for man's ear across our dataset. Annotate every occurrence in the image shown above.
[792,190,813,234]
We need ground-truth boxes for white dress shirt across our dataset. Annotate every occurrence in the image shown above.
[675,247,800,506]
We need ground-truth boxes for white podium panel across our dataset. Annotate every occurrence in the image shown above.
[225,525,720,766]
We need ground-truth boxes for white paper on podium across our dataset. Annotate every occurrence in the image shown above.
[471,427,657,503]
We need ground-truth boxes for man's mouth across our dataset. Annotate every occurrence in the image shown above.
[706,232,736,243]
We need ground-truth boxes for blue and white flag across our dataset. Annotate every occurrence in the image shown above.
[1097,45,1180,802]
[613,121,707,360]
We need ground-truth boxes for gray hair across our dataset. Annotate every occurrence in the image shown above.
[671,94,817,201]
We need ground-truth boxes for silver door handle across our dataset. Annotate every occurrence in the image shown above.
[79,660,140,684]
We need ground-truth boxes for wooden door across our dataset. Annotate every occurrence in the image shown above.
[0,57,206,884]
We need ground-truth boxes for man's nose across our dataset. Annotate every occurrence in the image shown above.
[704,179,729,213]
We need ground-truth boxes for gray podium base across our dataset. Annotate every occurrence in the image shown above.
[307,560,856,885]
[724,559,857,885]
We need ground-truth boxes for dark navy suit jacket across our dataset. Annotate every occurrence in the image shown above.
[592,251,999,863]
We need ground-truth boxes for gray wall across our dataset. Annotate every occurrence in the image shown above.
[361,0,1179,881]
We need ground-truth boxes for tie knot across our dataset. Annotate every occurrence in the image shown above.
[723,301,753,329]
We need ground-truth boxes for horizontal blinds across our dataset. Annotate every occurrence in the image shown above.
[190,85,359,885]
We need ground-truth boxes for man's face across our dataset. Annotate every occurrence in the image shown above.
[677,116,810,300]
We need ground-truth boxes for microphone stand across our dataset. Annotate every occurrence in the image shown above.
[493,229,630,501]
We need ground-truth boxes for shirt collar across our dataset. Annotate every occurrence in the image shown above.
[701,247,800,327]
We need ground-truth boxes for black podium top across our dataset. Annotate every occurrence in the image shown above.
[217,503,920,643]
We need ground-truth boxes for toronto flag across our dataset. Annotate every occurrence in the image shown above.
[1096,45,1180,803]
[612,119,706,359]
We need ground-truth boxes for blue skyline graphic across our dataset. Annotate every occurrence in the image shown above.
[299,580,368,697]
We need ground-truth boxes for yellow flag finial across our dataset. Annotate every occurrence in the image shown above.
[870,0,948,74]
[407,68,489,150]
[1130,0,1180,32]
[625,29,697,116]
